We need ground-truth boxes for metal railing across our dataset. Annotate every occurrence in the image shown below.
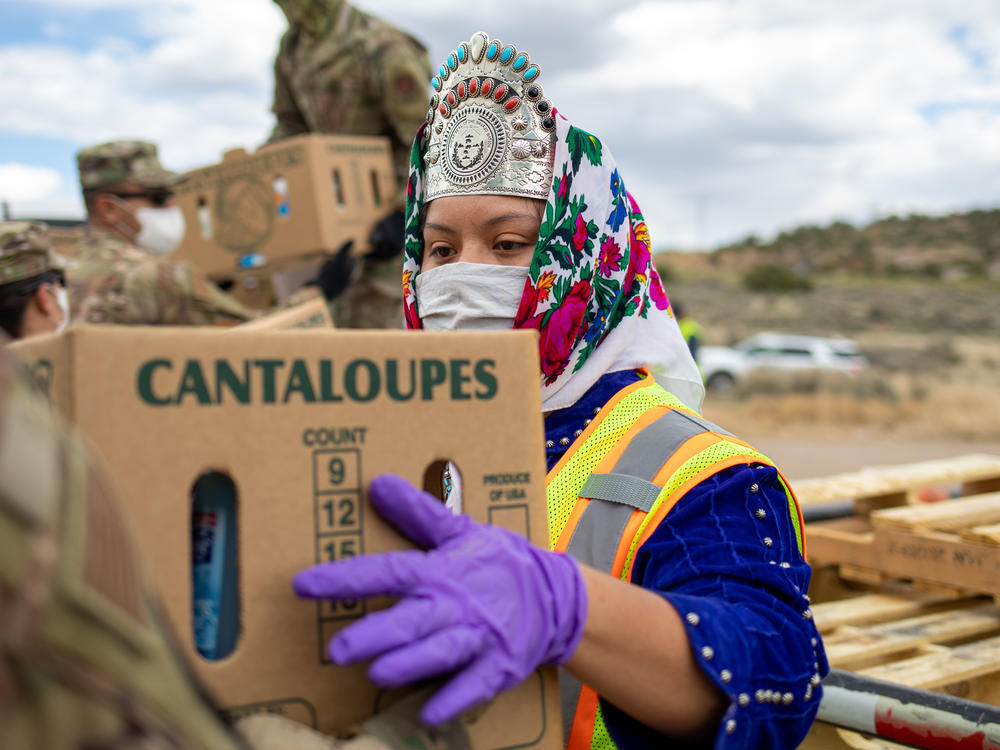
[818,669,1000,749]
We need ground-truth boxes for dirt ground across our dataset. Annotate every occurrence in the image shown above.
[702,386,1000,481]
[715,432,1000,481]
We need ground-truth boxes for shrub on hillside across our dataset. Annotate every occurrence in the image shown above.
[863,340,962,372]
[734,369,898,401]
[742,265,814,292]
[654,260,676,283]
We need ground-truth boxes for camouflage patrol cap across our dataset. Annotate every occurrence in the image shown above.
[76,139,180,191]
[0,221,62,286]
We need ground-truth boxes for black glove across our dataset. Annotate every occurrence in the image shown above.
[308,240,356,301]
[367,209,405,262]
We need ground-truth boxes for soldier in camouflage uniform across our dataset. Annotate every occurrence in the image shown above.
[328,249,405,329]
[0,340,473,749]
[0,339,252,748]
[70,141,260,326]
[268,0,431,329]
[0,221,70,340]
[268,0,430,185]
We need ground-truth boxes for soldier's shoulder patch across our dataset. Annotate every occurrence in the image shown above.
[393,70,419,98]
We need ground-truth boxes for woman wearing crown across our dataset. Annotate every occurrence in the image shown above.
[295,32,826,748]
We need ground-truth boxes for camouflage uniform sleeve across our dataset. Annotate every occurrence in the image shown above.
[173,261,260,325]
[330,257,404,330]
[124,259,257,325]
[267,32,310,144]
[283,283,323,308]
[374,40,433,189]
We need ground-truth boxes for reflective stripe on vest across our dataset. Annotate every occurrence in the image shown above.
[565,408,719,576]
[547,376,804,749]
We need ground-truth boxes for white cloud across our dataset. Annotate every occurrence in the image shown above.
[579,0,1000,246]
[0,164,62,202]
[0,0,284,169]
[4,0,1000,245]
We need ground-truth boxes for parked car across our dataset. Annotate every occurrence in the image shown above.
[699,332,869,393]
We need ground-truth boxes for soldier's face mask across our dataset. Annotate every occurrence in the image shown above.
[43,282,69,333]
[105,194,184,255]
[134,205,186,256]
[54,284,70,332]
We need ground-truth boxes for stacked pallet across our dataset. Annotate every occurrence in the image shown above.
[802,453,1000,595]
[798,454,1000,749]
[796,452,1000,512]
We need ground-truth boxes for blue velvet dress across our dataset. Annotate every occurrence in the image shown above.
[544,371,828,748]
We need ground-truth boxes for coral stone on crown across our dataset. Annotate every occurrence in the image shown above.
[422,31,556,202]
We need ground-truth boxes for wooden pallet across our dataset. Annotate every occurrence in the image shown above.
[807,491,1000,596]
[795,452,1000,514]
[802,454,1000,597]
[800,589,1000,749]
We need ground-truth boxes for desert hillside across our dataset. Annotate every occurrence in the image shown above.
[707,208,1000,278]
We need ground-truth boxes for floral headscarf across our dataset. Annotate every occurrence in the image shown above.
[402,113,704,412]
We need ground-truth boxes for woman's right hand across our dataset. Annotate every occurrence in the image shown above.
[292,474,588,726]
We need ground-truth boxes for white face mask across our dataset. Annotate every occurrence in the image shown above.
[53,284,70,333]
[415,262,529,331]
[135,205,186,255]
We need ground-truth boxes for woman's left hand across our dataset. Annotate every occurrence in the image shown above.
[292,474,588,726]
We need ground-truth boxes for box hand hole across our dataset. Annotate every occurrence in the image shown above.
[273,176,290,219]
[191,470,241,660]
[369,169,381,208]
[196,196,212,238]
[423,459,463,514]
[331,169,346,211]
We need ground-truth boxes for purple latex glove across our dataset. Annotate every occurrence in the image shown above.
[293,473,588,726]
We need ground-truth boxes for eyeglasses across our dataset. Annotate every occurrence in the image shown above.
[113,190,173,208]
[36,269,65,289]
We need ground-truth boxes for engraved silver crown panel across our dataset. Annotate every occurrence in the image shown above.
[422,31,556,202]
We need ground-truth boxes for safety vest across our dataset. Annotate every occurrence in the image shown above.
[546,374,804,749]
[678,317,704,346]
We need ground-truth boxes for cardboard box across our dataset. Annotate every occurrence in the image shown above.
[220,254,328,311]
[172,134,396,277]
[221,267,276,310]
[11,326,560,749]
[235,297,333,331]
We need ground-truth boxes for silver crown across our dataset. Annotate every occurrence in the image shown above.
[421,31,556,202]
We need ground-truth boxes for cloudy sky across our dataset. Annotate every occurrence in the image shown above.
[1,0,998,249]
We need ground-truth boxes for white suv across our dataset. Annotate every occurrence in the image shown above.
[699,332,868,393]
